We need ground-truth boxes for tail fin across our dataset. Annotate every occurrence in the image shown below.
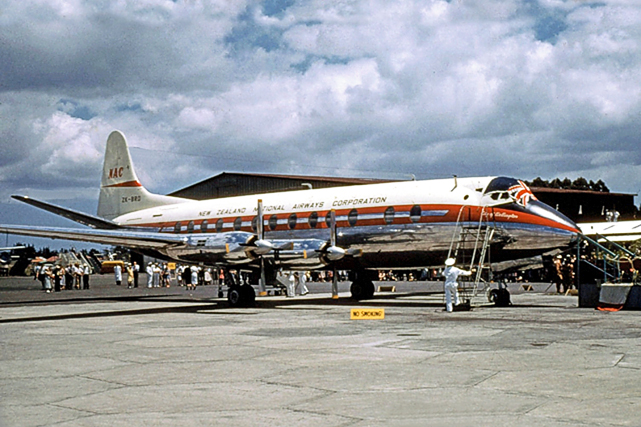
[97,131,184,220]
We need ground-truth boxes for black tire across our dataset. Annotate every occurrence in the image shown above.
[240,284,256,307]
[489,289,499,303]
[227,286,242,306]
[227,285,256,307]
[350,280,375,300]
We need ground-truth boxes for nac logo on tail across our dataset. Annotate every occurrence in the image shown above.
[108,167,124,180]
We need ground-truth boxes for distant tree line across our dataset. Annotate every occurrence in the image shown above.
[525,177,609,192]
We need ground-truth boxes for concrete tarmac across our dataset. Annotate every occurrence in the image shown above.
[1,276,641,426]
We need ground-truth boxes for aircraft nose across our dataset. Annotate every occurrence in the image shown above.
[527,200,579,233]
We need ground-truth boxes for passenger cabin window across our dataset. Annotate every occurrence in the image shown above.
[233,217,242,231]
[348,209,358,226]
[201,220,208,232]
[309,211,319,228]
[410,205,422,223]
[384,207,395,225]
[325,213,332,228]
[174,222,182,233]
[269,215,278,231]
[216,218,224,232]
[288,213,297,229]
[187,221,195,233]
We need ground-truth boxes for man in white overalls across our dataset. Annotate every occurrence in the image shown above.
[443,258,471,312]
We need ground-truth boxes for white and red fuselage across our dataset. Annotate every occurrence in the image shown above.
[110,175,579,269]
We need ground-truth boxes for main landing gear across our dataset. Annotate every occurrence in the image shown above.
[223,269,256,307]
[227,284,256,307]
[349,270,376,300]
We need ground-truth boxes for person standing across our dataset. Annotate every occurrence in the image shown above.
[83,264,91,289]
[54,267,62,292]
[204,268,212,286]
[146,263,154,288]
[65,265,74,290]
[74,264,82,290]
[114,262,123,286]
[287,272,296,297]
[188,267,198,291]
[133,261,140,288]
[43,267,53,293]
[442,258,471,312]
[126,263,134,288]
[296,271,309,296]
[152,264,161,288]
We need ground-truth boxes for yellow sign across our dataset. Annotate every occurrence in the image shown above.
[167,263,176,270]
[350,308,385,320]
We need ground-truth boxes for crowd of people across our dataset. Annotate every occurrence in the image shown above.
[34,263,92,293]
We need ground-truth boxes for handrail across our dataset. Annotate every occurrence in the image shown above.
[595,233,636,257]
[580,258,616,280]
[579,234,618,258]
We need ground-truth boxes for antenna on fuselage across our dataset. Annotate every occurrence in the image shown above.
[451,175,458,191]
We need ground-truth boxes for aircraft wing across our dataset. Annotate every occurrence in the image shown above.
[0,224,186,250]
[11,195,123,229]
[0,224,330,268]
[579,220,641,242]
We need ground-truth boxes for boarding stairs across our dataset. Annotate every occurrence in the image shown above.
[447,206,495,307]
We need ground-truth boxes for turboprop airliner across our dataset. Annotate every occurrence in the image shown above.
[0,131,579,305]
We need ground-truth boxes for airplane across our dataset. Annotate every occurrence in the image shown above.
[579,220,641,243]
[0,131,580,306]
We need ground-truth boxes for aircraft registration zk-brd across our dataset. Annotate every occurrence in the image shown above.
[1,131,580,306]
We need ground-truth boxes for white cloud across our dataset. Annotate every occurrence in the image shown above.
[1,0,641,213]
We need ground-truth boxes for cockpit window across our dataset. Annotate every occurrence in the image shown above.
[485,177,537,207]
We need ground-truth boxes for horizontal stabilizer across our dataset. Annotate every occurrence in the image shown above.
[12,195,121,229]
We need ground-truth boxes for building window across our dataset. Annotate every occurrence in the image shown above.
[269,215,278,231]
[187,221,195,233]
[410,205,422,223]
[174,222,182,233]
[309,211,319,228]
[384,207,395,225]
[201,220,208,232]
[234,217,243,231]
[216,218,224,232]
[348,209,358,226]
[288,213,297,229]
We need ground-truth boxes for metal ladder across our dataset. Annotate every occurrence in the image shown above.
[447,206,495,304]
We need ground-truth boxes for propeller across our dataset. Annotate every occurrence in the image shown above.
[329,210,339,298]
[256,199,267,296]
[314,209,364,299]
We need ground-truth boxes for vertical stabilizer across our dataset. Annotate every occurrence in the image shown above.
[97,131,184,220]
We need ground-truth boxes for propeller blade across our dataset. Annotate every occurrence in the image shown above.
[257,199,264,240]
[329,209,337,247]
[257,199,267,296]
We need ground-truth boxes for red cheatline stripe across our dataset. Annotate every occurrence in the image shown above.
[103,181,142,188]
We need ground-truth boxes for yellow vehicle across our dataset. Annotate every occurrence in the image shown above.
[100,260,125,274]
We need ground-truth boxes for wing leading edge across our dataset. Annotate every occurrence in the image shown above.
[0,225,185,250]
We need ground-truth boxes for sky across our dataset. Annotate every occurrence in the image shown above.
[1,0,641,248]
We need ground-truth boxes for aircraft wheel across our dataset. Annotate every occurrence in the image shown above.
[488,289,498,303]
[227,285,256,307]
[350,279,375,300]
[227,286,242,306]
[240,284,256,307]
